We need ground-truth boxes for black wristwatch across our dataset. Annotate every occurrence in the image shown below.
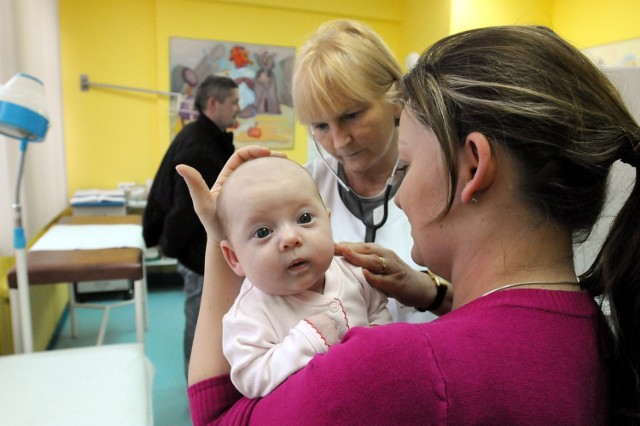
[416,270,447,312]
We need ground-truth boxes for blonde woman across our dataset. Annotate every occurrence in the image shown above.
[297,20,450,323]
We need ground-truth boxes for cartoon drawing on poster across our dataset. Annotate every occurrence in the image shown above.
[170,37,296,149]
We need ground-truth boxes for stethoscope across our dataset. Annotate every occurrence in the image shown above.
[312,134,400,242]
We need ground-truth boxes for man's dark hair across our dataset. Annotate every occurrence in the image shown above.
[194,75,238,114]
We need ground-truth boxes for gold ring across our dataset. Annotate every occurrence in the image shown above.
[376,255,387,273]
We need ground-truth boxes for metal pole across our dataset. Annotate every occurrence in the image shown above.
[13,139,33,353]
[79,74,179,98]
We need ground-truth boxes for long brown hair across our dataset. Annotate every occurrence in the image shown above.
[401,25,640,422]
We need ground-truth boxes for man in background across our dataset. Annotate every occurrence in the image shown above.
[143,75,239,377]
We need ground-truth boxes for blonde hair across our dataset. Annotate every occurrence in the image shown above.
[292,19,402,124]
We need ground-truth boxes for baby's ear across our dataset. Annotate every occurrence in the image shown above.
[220,240,245,277]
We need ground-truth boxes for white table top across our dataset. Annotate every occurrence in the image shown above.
[29,224,144,251]
[0,343,154,425]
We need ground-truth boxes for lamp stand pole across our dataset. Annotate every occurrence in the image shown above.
[12,138,33,353]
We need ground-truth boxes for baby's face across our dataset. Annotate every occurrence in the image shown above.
[223,161,334,295]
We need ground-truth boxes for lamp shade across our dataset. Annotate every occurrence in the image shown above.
[0,73,49,142]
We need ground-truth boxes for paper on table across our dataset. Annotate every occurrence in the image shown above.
[30,224,145,251]
[70,188,126,205]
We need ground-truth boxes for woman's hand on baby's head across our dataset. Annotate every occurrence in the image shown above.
[176,146,287,241]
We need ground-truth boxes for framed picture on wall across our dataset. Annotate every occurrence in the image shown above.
[170,37,296,149]
[582,37,640,67]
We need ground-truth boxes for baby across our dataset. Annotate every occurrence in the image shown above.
[217,156,391,398]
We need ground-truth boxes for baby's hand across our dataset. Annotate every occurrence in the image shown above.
[177,146,286,242]
[305,313,340,347]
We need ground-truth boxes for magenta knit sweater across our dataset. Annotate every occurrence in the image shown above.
[188,289,608,425]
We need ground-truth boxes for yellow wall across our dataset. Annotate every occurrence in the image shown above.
[448,0,640,49]
[60,0,160,194]
[0,257,15,354]
[59,0,405,196]
[400,0,451,67]
[552,0,640,48]
[20,0,633,355]
[450,0,554,33]
[59,0,640,196]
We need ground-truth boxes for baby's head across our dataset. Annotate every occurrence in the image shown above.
[217,157,334,295]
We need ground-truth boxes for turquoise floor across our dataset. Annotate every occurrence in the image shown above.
[51,279,191,426]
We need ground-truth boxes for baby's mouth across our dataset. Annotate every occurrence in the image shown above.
[288,259,309,271]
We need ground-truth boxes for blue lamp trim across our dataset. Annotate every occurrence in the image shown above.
[0,100,49,141]
[14,227,26,249]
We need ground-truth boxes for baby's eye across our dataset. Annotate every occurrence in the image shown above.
[253,227,271,238]
[298,212,313,224]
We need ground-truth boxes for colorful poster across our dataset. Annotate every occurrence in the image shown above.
[170,37,296,149]
[582,38,640,68]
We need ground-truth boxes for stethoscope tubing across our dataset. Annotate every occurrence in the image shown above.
[312,135,397,240]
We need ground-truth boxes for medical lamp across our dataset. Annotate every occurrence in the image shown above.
[0,73,49,353]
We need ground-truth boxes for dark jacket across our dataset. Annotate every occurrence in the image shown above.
[143,114,234,274]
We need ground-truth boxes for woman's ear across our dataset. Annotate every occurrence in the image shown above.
[460,132,496,204]
[220,240,245,277]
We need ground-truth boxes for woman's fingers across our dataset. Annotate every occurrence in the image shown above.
[176,164,213,212]
[176,164,221,238]
[336,241,399,275]
[176,164,209,197]
[177,146,288,241]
